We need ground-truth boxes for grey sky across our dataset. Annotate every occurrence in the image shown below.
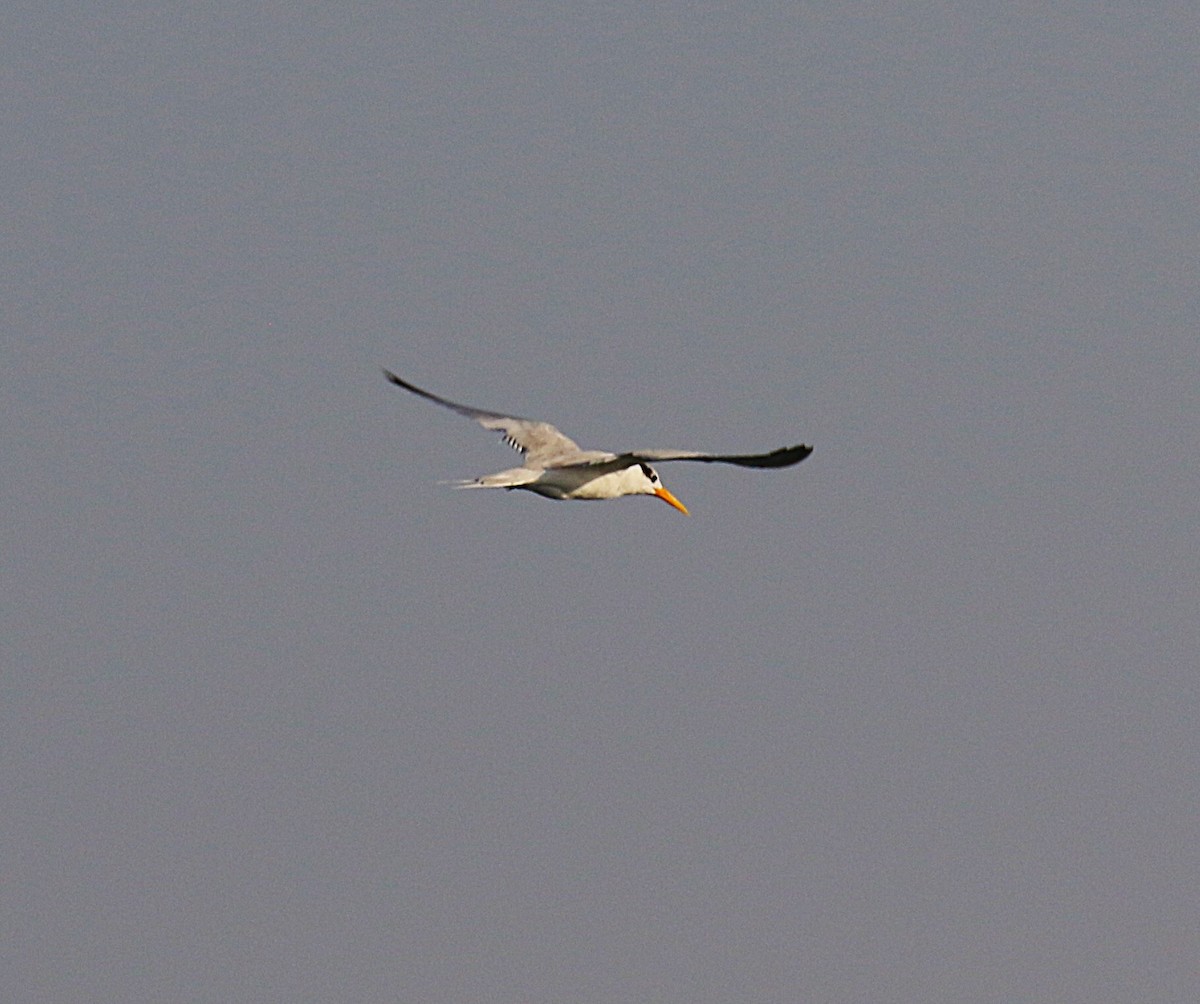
[5,4,1198,1002]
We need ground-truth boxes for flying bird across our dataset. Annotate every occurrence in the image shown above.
[382,369,812,514]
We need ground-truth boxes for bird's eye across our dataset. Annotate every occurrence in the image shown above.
[639,463,657,482]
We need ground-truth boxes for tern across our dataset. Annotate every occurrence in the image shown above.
[383,369,812,514]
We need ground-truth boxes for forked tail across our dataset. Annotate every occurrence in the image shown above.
[439,468,541,490]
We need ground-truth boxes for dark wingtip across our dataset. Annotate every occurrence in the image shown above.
[383,368,425,396]
[765,443,812,467]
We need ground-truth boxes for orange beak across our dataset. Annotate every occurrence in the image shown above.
[654,486,689,515]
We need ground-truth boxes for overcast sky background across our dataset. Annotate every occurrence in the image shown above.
[5,4,1198,1002]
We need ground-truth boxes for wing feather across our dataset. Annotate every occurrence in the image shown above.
[383,369,583,464]
[611,444,813,469]
[384,369,812,473]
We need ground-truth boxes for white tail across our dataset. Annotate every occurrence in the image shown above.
[438,467,541,490]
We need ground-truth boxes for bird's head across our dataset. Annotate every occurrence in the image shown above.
[630,462,689,515]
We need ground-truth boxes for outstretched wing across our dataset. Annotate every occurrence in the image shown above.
[612,444,813,469]
[383,369,584,465]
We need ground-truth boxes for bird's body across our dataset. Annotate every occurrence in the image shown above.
[382,369,812,514]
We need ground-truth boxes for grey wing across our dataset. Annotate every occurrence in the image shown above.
[383,369,584,464]
[614,444,813,469]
